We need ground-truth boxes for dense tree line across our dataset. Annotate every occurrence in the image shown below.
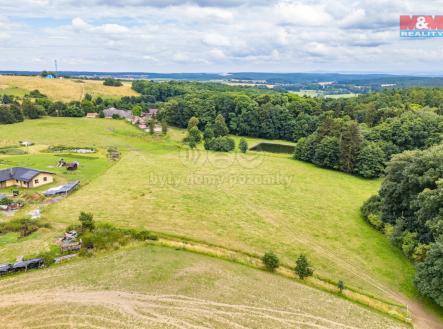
[0,90,155,123]
[148,83,442,177]
[103,78,123,87]
[361,145,443,306]
[2,82,443,178]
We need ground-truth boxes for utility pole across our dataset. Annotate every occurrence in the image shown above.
[54,59,58,77]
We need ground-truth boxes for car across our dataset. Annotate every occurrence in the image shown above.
[12,258,44,272]
[0,264,12,276]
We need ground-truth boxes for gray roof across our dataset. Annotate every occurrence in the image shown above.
[0,167,53,183]
[44,180,79,196]
[103,108,132,119]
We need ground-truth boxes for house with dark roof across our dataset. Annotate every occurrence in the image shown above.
[0,167,55,189]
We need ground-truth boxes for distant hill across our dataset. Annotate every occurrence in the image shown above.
[3,71,443,94]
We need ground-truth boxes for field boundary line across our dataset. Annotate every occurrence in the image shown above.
[145,235,412,325]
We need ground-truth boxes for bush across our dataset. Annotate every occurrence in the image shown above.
[103,78,123,87]
[312,136,339,169]
[35,245,60,266]
[293,134,318,162]
[207,136,235,152]
[81,223,130,251]
[0,217,48,237]
[77,222,158,252]
[262,251,279,272]
[355,142,386,178]
[124,228,158,241]
[367,214,384,231]
[239,138,248,153]
[79,212,95,231]
[294,254,313,279]
[0,197,14,205]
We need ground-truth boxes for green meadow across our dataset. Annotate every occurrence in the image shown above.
[0,245,407,329]
[0,117,441,326]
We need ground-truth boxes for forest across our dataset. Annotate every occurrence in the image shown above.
[1,81,443,179]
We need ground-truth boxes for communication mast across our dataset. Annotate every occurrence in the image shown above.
[54,59,58,77]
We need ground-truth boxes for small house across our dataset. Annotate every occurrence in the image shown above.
[103,107,132,119]
[0,167,55,189]
[86,112,98,118]
[146,108,158,119]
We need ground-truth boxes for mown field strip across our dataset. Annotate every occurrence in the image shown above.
[145,235,411,324]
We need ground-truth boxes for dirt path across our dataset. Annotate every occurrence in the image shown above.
[0,290,369,329]
[150,236,443,329]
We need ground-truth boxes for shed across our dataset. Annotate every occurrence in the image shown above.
[43,180,80,197]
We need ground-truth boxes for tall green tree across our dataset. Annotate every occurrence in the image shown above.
[339,121,362,173]
[239,138,248,153]
[213,114,229,137]
[294,254,313,279]
[415,239,443,306]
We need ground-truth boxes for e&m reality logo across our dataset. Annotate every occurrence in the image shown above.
[400,15,443,38]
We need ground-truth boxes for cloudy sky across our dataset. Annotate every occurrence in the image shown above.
[0,0,441,73]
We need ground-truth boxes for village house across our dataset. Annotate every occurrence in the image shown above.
[146,108,158,119]
[0,167,55,189]
[86,112,98,118]
[103,107,132,119]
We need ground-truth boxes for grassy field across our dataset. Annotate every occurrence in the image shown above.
[0,118,412,293]
[0,117,441,326]
[0,244,408,329]
[290,90,358,98]
[0,75,138,101]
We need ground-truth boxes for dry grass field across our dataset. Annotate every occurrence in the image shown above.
[0,75,138,101]
[0,245,409,329]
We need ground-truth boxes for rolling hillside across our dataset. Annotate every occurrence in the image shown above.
[0,117,441,328]
[0,245,408,329]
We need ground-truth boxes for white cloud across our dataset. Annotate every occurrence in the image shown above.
[71,17,128,34]
[274,1,332,26]
[0,0,441,73]
[183,5,234,22]
[209,48,226,60]
[97,23,128,34]
[72,17,89,29]
[202,33,231,46]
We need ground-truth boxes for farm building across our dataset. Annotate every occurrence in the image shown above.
[43,180,79,197]
[0,167,55,189]
[86,112,98,118]
[103,107,132,119]
[146,108,158,119]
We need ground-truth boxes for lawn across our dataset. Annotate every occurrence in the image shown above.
[0,152,112,190]
[0,117,440,324]
[0,75,138,101]
[0,245,408,329]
